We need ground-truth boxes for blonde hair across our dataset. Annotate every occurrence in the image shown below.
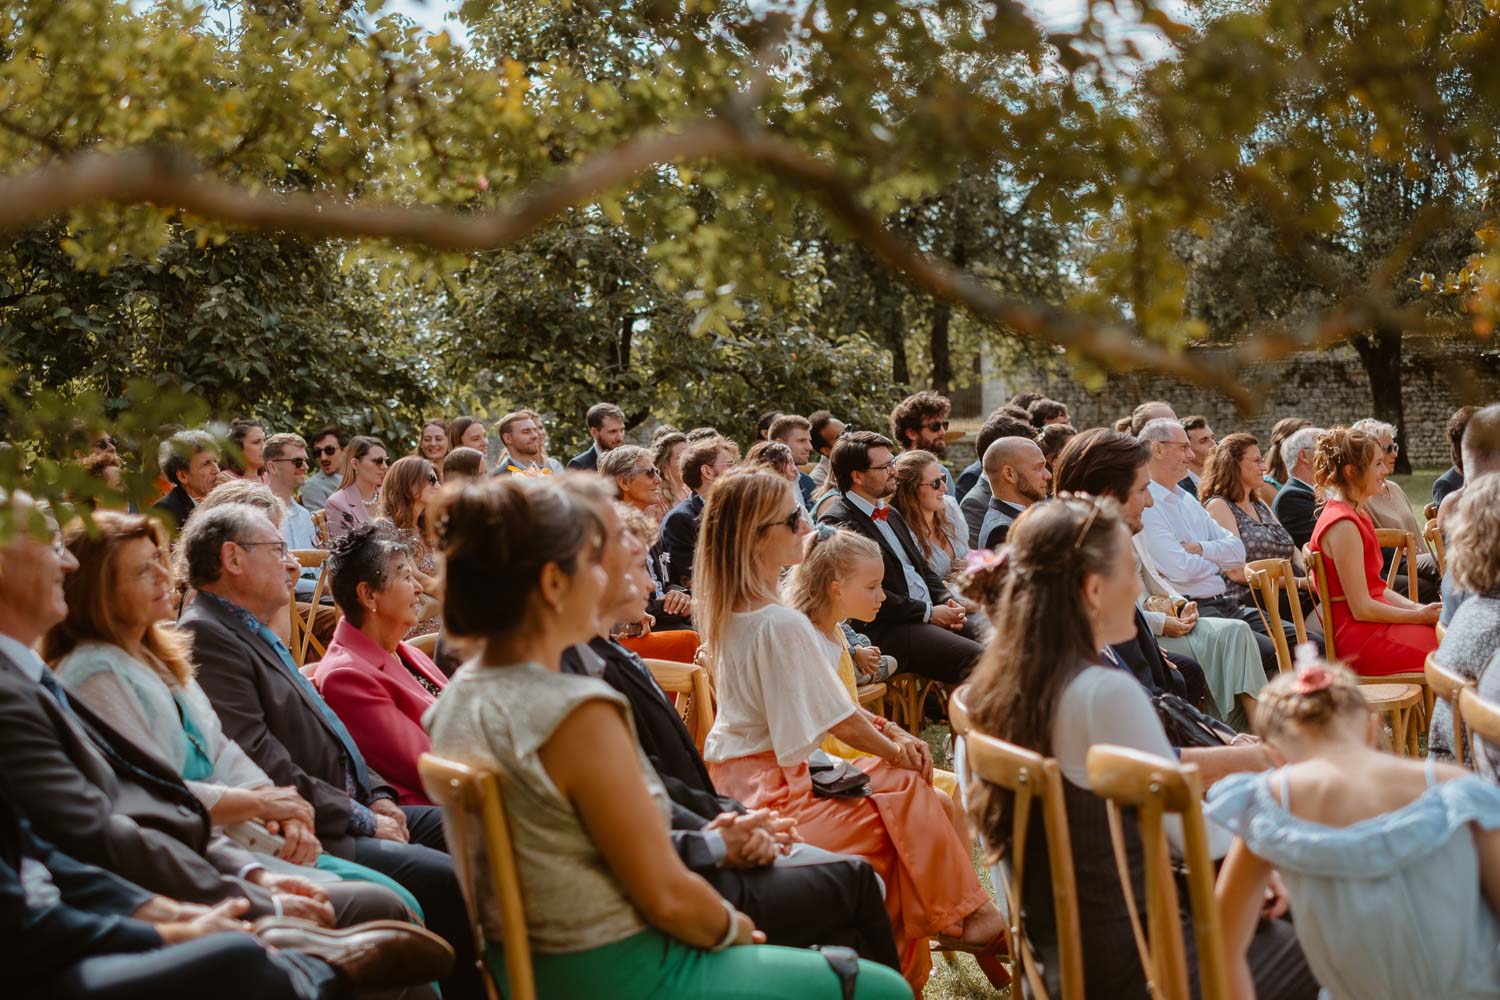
[692,470,795,673]
[1252,662,1368,742]
[782,528,882,620]
[1449,473,1500,596]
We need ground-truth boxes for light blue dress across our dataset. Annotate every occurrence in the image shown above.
[1207,761,1500,999]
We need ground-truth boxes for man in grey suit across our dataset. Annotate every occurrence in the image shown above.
[977,436,1051,550]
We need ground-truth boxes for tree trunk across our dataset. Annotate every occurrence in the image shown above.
[885,324,910,387]
[928,240,966,395]
[1351,326,1410,475]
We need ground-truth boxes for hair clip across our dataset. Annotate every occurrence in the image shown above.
[965,548,1007,573]
[1291,644,1335,694]
[815,522,836,542]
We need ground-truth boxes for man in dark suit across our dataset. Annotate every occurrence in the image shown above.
[976,436,1051,550]
[1,785,448,1000]
[566,401,626,470]
[174,504,482,1000]
[658,435,737,590]
[819,431,984,685]
[555,504,899,969]
[152,429,221,530]
[959,410,1034,544]
[768,414,818,508]
[0,510,411,930]
[1271,425,1323,550]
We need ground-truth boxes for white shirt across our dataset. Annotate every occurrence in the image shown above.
[845,491,933,617]
[278,497,322,598]
[1140,480,1246,599]
[702,604,857,766]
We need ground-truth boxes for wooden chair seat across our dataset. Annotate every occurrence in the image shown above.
[418,753,534,1000]
[643,659,716,752]
[1359,683,1424,756]
[1426,653,1474,768]
[856,682,886,711]
[950,686,1083,999]
[1086,745,1229,1000]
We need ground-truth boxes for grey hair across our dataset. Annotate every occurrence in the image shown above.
[1280,426,1324,473]
[158,430,218,484]
[1351,418,1397,441]
[597,444,653,480]
[1138,418,1185,444]
[177,502,276,589]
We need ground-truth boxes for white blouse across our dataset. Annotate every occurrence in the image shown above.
[702,603,857,766]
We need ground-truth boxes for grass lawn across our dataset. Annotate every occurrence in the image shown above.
[1390,468,1443,517]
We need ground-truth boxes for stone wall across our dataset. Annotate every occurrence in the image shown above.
[976,341,1500,468]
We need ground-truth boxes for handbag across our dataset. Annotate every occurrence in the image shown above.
[1151,691,1237,748]
[807,750,872,799]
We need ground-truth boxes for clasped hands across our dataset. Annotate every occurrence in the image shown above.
[706,809,802,869]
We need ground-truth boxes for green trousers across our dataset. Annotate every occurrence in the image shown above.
[485,929,912,999]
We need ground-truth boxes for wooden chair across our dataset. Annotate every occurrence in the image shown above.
[1372,528,1421,603]
[643,659,716,752]
[1460,687,1500,775]
[1307,547,1431,743]
[882,672,948,732]
[310,508,329,547]
[856,681,887,712]
[1255,556,1422,753]
[409,631,440,658]
[288,549,339,666]
[950,686,1083,1000]
[1425,520,1447,576]
[1423,501,1439,525]
[418,754,535,1000]
[1086,745,1229,1000]
[1427,652,1474,769]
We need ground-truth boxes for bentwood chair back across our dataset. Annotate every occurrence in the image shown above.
[1243,558,1307,673]
[1460,688,1500,776]
[419,754,534,1000]
[1086,744,1230,1000]
[1372,528,1420,603]
[950,686,1084,1000]
[409,631,440,658]
[643,659,716,752]
[288,549,336,666]
[1425,521,1447,576]
[1428,652,1476,769]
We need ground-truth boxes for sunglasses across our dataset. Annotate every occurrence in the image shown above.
[364,455,388,467]
[629,466,663,480]
[923,476,946,491]
[762,507,805,532]
[427,474,440,486]
[923,420,950,433]
[315,445,340,457]
[1383,443,1400,456]
[271,456,309,469]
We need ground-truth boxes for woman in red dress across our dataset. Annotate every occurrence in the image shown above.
[1308,426,1440,674]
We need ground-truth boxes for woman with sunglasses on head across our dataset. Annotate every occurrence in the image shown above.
[376,456,442,639]
[424,475,911,1000]
[1350,417,1442,603]
[961,494,1317,1000]
[1308,427,1440,675]
[696,469,1003,993]
[323,436,387,543]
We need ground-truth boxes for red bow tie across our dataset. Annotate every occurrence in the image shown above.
[870,505,890,522]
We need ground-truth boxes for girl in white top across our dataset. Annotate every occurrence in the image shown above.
[694,469,1003,992]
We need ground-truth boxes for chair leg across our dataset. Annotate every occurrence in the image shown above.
[1387,708,1408,758]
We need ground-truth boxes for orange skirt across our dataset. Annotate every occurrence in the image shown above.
[617,629,699,664]
[709,751,989,993]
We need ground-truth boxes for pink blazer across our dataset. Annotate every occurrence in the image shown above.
[322,486,370,543]
[312,619,447,805]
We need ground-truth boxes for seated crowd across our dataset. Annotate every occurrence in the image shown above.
[13,388,1500,999]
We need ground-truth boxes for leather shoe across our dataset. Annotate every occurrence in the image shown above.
[253,916,456,988]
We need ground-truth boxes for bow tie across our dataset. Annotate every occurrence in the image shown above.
[870,505,890,522]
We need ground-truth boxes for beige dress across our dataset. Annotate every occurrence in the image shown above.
[422,661,671,953]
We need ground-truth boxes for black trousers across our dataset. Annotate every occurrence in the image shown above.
[1161,651,1211,712]
[352,806,482,1000]
[861,618,984,685]
[47,932,346,1000]
[702,849,900,972]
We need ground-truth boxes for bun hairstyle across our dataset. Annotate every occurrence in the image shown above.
[961,493,1128,863]
[427,474,600,639]
[782,524,882,620]
[1253,658,1368,742]
[1311,426,1378,502]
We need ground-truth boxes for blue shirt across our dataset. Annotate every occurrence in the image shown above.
[845,492,932,619]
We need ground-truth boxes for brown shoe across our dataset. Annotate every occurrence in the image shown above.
[253,917,456,989]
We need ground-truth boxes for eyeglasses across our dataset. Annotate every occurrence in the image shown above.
[762,507,805,532]
[270,456,309,469]
[315,445,340,457]
[923,475,946,491]
[236,540,289,560]
[867,461,894,472]
[922,420,950,433]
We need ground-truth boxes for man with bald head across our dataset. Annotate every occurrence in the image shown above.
[978,436,1052,550]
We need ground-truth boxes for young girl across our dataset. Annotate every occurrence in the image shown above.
[1208,655,1500,1000]
[783,524,963,807]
